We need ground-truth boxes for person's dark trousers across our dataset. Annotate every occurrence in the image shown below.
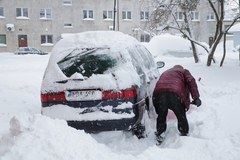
[153,92,189,135]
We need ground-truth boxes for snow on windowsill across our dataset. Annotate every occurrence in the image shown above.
[104,18,113,21]
[122,19,132,21]
[191,20,200,22]
[207,19,216,22]
[0,44,7,47]
[16,16,29,20]
[41,43,54,47]
[64,26,73,28]
[83,18,94,21]
[140,19,149,21]
[63,4,72,6]
[0,16,6,19]
[40,17,52,20]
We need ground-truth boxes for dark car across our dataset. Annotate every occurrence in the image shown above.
[14,47,48,55]
[40,31,164,137]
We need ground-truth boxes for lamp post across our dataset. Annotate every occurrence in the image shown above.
[113,0,117,31]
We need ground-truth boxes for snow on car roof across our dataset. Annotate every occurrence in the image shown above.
[42,31,143,92]
[50,31,140,61]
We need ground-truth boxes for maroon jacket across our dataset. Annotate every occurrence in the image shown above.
[153,66,200,110]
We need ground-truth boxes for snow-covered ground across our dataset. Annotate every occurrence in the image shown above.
[1,36,240,160]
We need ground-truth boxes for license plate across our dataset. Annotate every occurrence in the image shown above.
[65,90,102,101]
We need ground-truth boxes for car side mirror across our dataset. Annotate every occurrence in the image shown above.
[156,61,165,69]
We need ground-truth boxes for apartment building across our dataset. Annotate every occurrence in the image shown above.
[0,0,152,52]
[0,0,229,53]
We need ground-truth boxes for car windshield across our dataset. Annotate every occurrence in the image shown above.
[57,48,117,78]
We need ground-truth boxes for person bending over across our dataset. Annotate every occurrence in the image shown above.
[152,65,201,143]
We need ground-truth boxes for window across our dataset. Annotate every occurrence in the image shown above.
[41,35,53,44]
[140,11,149,20]
[136,45,155,69]
[103,10,113,20]
[140,34,150,42]
[122,11,131,20]
[63,0,72,5]
[40,8,52,19]
[207,12,215,21]
[0,7,4,18]
[64,22,73,28]
[0,34,7,45]
[191,11,199,21]
[57,48,117,78]
[175,11,184,21]
[16,8,28,18]
[83,10,93,19]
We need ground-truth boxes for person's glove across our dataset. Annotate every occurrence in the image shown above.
[191,98,201,107]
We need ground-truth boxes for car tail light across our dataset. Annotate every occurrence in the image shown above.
[102,88,136,100]
[41,92,66,103]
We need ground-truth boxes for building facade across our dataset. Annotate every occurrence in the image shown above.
[0,0,152,52]
[0,0,226,53]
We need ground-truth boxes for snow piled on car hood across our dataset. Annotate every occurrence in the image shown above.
[41,31,143,92]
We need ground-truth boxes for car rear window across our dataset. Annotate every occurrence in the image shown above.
[57,48,117,78]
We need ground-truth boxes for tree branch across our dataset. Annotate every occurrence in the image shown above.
[225,14,240,33]
[165,26,209,53]
[208,0,220,21]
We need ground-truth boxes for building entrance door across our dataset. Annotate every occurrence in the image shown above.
[18,35,28,47]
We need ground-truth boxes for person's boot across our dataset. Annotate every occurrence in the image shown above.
[180,132,188,136]
[155,131,165,145]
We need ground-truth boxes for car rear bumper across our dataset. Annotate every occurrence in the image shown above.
[41,103,139,132]
[67,117,137,133]
[41,98,144,132]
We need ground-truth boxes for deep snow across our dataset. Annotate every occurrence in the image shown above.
[0,35,240,160]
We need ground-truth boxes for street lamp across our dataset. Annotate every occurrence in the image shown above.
[113,0,117,31]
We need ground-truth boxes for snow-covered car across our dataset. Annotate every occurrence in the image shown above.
[14,47,48,55]
[40,31,164,136]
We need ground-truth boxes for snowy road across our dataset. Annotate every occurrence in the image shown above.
[0,49,240,160]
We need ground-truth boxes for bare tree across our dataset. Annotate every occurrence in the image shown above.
[220,0,240,66]
[149,0,240,66]
[148,0,200,63]
[205,0,225,66]
[220,17,239,66]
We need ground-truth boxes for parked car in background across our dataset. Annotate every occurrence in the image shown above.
[14,47,48,55]
[40,31,164,138]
